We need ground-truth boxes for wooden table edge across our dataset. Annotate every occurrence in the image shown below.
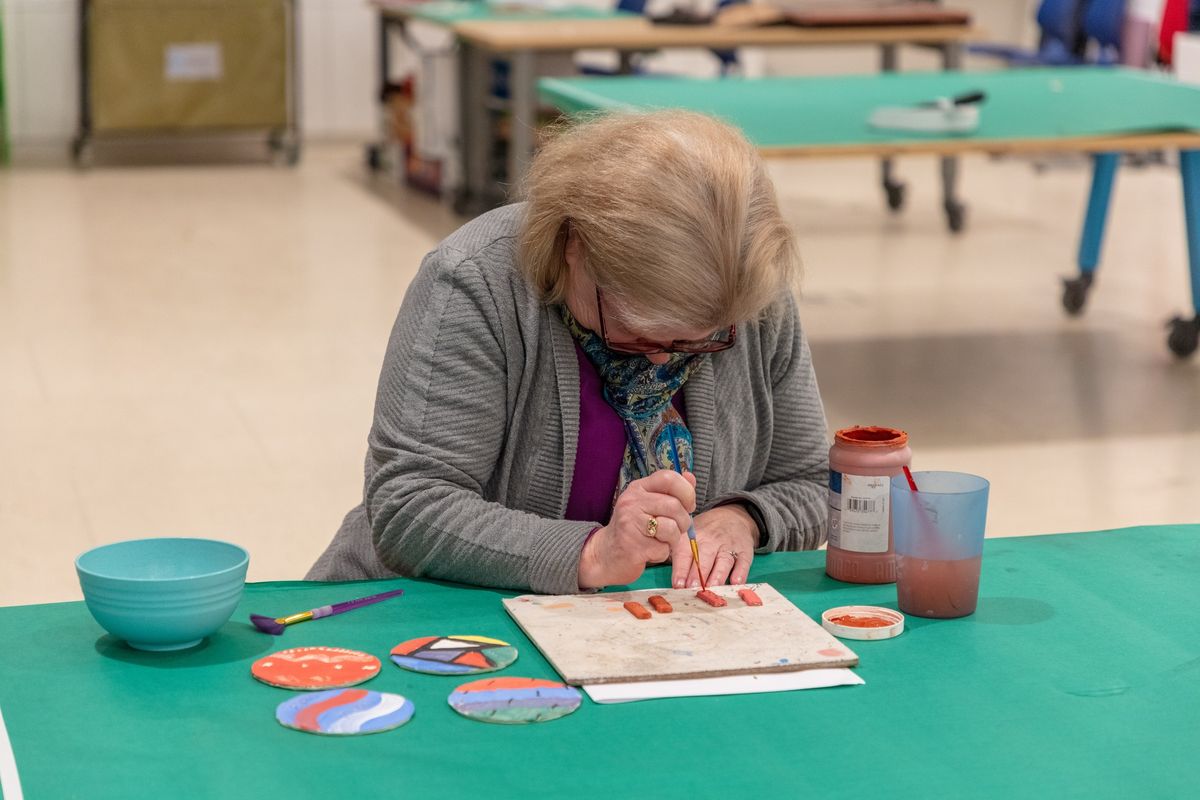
[451,20,983,52]
[751,131,1200,158]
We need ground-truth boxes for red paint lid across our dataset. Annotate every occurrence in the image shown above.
[834,426,909,448]
[821,606,905,641]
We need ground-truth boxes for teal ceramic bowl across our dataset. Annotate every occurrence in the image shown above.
[75,538,249,651]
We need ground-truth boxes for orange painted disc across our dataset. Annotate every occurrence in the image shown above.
[252,646,381,690]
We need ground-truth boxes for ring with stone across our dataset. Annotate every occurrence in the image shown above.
[645,517,659,538]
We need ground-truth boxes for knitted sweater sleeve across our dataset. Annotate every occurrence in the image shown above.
[365,247,594,593]
[709,292,830,552]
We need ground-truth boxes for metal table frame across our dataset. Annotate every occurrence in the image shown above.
[370,3,978,226]
[540,71,1200,358]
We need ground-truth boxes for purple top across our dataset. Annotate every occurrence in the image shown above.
[564,344,685,525]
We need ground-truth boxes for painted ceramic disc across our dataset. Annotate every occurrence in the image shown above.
[390,635,518,675]
[448,677,582,724]
[276,689,414,736]
[252,646,381,690]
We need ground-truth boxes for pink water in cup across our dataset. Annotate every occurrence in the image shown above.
[891,471,990,618]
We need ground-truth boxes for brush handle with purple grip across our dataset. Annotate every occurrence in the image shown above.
[312,588,405,619]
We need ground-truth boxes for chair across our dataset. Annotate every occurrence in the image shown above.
[1082,0,1127,63]
[711,0,744,76]
[1159,0,1190,65]
[968,0,1090,66]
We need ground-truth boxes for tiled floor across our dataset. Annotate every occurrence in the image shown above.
[2,145,1196,606]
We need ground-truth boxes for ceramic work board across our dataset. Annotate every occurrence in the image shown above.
[502,584,858,685]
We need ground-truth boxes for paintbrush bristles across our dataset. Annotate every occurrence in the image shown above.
[250,614,287,635]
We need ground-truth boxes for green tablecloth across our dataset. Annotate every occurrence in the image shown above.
[538,68,1200,149]
[1,525,1197,798]
[404,1,629,26]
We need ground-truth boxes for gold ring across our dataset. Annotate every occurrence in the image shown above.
[646,517,659,538]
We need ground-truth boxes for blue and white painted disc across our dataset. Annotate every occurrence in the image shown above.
[275,688,414,736]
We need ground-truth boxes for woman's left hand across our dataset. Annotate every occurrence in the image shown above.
[669,503,757,589]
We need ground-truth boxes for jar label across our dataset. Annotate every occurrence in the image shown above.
[828,472,890,553]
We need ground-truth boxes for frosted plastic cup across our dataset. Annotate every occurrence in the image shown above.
[891,471,989,619]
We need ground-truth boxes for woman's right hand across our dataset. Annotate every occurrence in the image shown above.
[577,470,697,589]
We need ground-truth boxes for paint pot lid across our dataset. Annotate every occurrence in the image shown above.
[821,606,904,641]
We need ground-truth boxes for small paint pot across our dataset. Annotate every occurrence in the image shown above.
[821,605,904,641]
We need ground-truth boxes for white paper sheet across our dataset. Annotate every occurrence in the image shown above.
[582,668,863,704]
[0,703,24,800]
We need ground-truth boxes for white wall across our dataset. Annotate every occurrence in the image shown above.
[2,0,378,155]
[296,0,377,138]
[4,0,77,146]
[2,0,1040,155]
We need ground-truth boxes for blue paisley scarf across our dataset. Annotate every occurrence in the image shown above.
[560,306,699,499]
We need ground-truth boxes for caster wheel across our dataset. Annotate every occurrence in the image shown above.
[884,180,906,212]
[1061,274,1094,317]
[452,189,469,216]
[366,144,383,172]
[1166,316,1200,358]
[268,132,300,166]
[71,137,92,168]
[945,201,967,233]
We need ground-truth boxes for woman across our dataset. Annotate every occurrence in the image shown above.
[308,111,829,594]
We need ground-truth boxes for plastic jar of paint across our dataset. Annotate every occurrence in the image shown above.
[826,426,912,584]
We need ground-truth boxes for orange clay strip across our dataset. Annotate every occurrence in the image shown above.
[738,588,763,607]
[696,590,726,607]
[623,601,652,620]
[647,595,673,614]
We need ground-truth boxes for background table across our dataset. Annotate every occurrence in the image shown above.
[540,67,1200,358]
[370,0,979,214]
[1,525,1197,798]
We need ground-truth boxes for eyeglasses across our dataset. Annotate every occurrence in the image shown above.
[596,288,737,356]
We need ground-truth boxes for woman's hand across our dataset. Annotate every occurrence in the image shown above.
[670,503,757,589]
[577,471,697,590]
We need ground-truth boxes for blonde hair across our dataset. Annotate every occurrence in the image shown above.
[519,110,799,335]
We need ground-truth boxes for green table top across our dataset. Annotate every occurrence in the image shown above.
[397,1,629,26]
[2,524,1197,798]
[539,67,1200,151]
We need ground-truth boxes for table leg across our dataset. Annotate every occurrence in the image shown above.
[508,49,536,197]
[879,44,904,212]
[379,14,391,99]
[1063,152,1119,316]
[618,51,635,75]
[940,41,965,233]
[366,12,395,174]
[1167,150,1200,358]
[458,42,491,214]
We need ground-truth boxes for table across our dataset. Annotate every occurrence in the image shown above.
[370,0,980,216]
[539,67,1200,358]
[1,525,1197,798]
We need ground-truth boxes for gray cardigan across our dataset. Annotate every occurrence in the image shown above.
[307,204,830,593]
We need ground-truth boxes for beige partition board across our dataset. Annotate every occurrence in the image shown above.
[502,583,858,685]
[453,19,980,52]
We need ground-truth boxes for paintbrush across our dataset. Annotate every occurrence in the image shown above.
[667,436,708,592]
[902,465,920,492]
[250,588,405,635]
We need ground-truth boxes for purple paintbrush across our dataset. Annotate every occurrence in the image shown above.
[250,588,405,635]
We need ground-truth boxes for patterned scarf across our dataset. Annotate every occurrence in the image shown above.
[561,306,699,500]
